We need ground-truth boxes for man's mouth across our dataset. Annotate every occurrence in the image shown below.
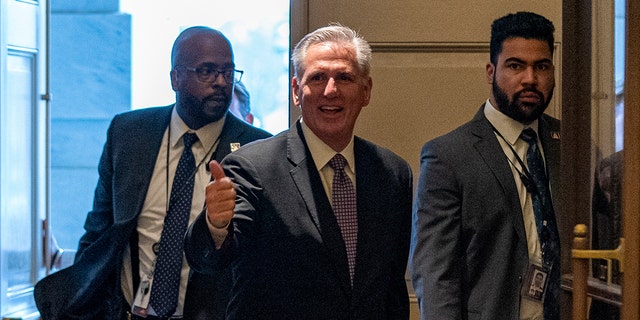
[320,105,342,112]
[518,91,542,103]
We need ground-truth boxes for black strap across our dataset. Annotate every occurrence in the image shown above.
[130,231,140,297]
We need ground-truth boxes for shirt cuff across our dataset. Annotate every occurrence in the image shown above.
[206,215,231,249]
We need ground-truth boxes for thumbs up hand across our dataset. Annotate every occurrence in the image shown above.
[206,160,236,230]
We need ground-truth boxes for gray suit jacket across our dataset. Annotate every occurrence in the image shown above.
[409,105,561,320]
[185,120,413,320]
[34,105,271,320]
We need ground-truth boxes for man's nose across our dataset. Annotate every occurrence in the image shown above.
[521,66,538,85]
[324,78,339,97]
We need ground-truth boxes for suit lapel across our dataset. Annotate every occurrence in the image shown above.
[212,114,246,163]
[469,107,527,243]
[125,106,173,222]
[287,122,324,236]
[352,139,385,287]
[287,122,352,292]
[538,115,561,193]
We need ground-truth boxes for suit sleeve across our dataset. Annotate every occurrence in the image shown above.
[184,210,235,274]
[410,140,464,319]
[184,152,259,274]
[75,116,119,261]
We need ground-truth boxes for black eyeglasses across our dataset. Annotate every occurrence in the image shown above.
[177,66,243,84]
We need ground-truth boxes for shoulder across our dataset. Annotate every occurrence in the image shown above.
[425,118,484,151]
[540,113,561,131]
[109,105,172,130]
[232,129,287,157]
[355,137,404,161]
[354,137,411,174]
[223,114,273,143]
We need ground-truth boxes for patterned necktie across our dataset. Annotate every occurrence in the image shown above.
[329,154,358,284]
[149,132,198,317]
[521,128,560,320]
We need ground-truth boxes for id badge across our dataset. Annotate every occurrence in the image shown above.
[132,279,153,317]
[521,263,551,302]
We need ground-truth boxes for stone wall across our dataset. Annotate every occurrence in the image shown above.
[50,0,131,248]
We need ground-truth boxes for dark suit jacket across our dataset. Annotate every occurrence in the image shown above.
[409,105,561,320]
[184,121,413,320]
[34,105,271,320]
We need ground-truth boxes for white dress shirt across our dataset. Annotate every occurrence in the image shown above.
[484,100,545,320]
[122,107,224,316]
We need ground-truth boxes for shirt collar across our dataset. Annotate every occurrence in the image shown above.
[300,119,356,173]
[170,106,226,151]
[484,99,539,145]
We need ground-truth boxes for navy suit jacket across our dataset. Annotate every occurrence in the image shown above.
[34,105,271,320]
[409,105,561,320]
[184,121,413,320]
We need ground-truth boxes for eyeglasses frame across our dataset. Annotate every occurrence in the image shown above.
[177,65,243,84]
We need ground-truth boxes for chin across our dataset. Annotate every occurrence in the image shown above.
[203,105,228,120]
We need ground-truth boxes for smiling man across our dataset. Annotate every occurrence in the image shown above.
[184,24,413,320]
[410,12,562,320]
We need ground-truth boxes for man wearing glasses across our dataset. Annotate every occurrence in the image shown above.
[34,26,271,320]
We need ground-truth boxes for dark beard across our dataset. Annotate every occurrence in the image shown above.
[492,80,553,124]
[178,91,229,126]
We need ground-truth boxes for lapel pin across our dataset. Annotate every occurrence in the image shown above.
[230,142,241,152]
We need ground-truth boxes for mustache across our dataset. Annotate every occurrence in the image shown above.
[202,92,228,102]
[514,89,544,101]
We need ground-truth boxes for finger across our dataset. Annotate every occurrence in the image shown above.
[209,160,226,181]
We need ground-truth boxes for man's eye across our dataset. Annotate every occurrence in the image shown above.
[308,74,326,83]
[507,63,522,70]
[336,74,355,83]
[198,67,214,76]
[536,63,551,71]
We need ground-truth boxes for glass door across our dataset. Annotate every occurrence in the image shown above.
[0,0,48,318]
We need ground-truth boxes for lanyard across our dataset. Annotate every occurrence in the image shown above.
[490,124,541,196]
[164,124,219,213]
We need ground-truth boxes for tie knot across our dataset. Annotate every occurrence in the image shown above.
[520,128,538,145]
[329,154,347,171]
[183,132,198,149]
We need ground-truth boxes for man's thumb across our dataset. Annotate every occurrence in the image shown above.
[209,160,226,180]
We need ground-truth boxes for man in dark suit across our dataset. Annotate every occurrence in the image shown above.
[34,26,271,320]
[410,12,562,320]
[184,24,413,320]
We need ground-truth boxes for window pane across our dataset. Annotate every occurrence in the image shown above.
[2,53,35,301]
[614,0,625,151]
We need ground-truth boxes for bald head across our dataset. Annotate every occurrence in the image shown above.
[171,26,233,69]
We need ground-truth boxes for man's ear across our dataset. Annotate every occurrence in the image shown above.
[171,69,179,91]
[362,76,372,106]
[486,63,495,85]
[291,77,301,106]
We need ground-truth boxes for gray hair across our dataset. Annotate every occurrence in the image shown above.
[291,24,371,80]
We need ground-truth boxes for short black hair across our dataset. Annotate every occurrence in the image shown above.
[489,12,555,65]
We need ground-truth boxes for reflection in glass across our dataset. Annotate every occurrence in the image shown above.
[589,1,625,318]
[614,0,625,151]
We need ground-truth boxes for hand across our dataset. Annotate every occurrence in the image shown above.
[206,160,236,229]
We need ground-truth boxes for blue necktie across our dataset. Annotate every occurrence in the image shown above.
[521,128,560,320]
[329,154,358,284]
[149,132,198,317]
